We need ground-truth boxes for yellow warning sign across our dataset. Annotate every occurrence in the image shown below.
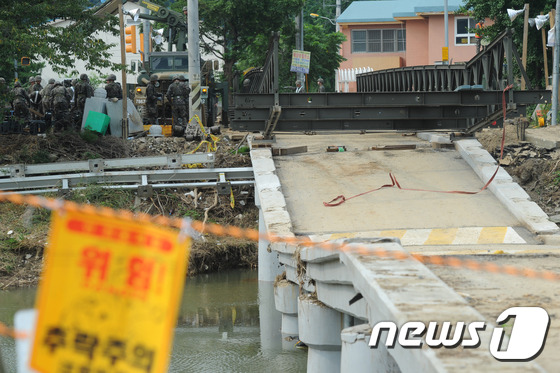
[30,209,190,373]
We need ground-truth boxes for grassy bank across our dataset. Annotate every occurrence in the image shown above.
[0,179,258,289]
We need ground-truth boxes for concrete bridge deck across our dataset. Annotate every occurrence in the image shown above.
[250,130,560,372]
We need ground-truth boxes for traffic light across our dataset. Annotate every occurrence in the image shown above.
[20,57,30,66]
[201,86,209,99]
[125,25,137,54]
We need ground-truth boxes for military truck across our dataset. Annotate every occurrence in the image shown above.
[133,51,189,125]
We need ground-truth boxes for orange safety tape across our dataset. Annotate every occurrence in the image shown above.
[0,321,27,339]
[1,198,560,340]
[324,85,514,207]
[0,191,560,286]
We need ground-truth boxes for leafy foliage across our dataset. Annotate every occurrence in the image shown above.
[460,0,556,88]
[0,0,120,82]
[166,0,345,92]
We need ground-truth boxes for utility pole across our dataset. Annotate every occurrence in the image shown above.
[142,8,150,70]
[335,0,341,32]
[118,2,128,139]
[552,3,560,126]
[444,0,449,64]
[13,59,18,82]
[521,3,529,90]
[295,9,305,85]
[542,12,549,88]
[188,0,202,120]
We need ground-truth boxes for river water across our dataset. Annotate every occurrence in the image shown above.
[0,269,308,372]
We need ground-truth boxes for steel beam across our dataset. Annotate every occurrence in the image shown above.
[12,181,255,195]
[231,91,545,132]
[0,167,254,193]
[0,153,215,178]
[233,91,549,108]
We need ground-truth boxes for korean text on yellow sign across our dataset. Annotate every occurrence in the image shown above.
[31,209,191,373]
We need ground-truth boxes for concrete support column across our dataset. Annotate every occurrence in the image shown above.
[274,279,299,346]
[341,324,401,373]
[258,281,282,353]
[257,208,279,281]
[341,324,375,373]
[298,294,342,373]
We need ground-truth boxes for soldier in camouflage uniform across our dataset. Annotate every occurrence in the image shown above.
[105,74,123,102]
[34,76,44,92]
[29,75,43,118]
[11,81,30,121]
[50,81,72,131]
[27,77,35,94]
[166,74,189,132]
[145,74,159,124]
[41,78,56,114]
[74,73,93,116]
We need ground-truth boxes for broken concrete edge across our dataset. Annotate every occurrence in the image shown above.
[336,240,545,373]
[454,139,560,236]
[416,132,453,145]
[250,146,299,259]
[524,132,560,150]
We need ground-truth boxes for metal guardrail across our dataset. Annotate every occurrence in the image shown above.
[0,167,254,196]
[0,153,215,178]
[0,153,254,196]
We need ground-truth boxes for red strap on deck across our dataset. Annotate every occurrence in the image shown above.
[324,85,513,207]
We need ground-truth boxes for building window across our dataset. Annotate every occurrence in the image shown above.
[352,29,406,53]
[455,17,476,45]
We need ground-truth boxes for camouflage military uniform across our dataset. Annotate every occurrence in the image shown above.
[105,75,122,100]
[105,82,122,100]
[145,75,158,124]
[27,77,35,94]
[12,83,31,121]
[34,76,44,92]
[51,82,71,130]
[41,79,56,114]
[74,74,93,115]
[29,76,44,118]
[166,75,189,128]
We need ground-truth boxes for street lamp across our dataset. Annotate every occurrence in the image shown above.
[310,13,336,26]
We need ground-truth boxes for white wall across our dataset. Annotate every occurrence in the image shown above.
[39,2,222,88]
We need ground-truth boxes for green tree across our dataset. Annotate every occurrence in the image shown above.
[192,0,305,89]
[460,0,555,88]
[0,0,119,82]
[172,0,345,92]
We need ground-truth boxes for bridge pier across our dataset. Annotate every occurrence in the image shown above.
[298,294,343,373]
[255,192,280,282]
[341,324,401,373]
[274,278,299,345]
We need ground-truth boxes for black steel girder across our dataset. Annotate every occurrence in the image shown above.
[230,90,549,132]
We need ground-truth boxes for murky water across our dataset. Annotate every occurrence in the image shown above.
[0,269,307,372]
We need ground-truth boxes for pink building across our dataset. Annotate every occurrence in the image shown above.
[337,1,489,91]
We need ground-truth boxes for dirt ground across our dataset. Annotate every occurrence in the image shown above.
[475,125,560,218]
[0,131,256,289]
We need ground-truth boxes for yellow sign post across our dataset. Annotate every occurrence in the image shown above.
[442,47,449,63]
[30,209,190,373]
